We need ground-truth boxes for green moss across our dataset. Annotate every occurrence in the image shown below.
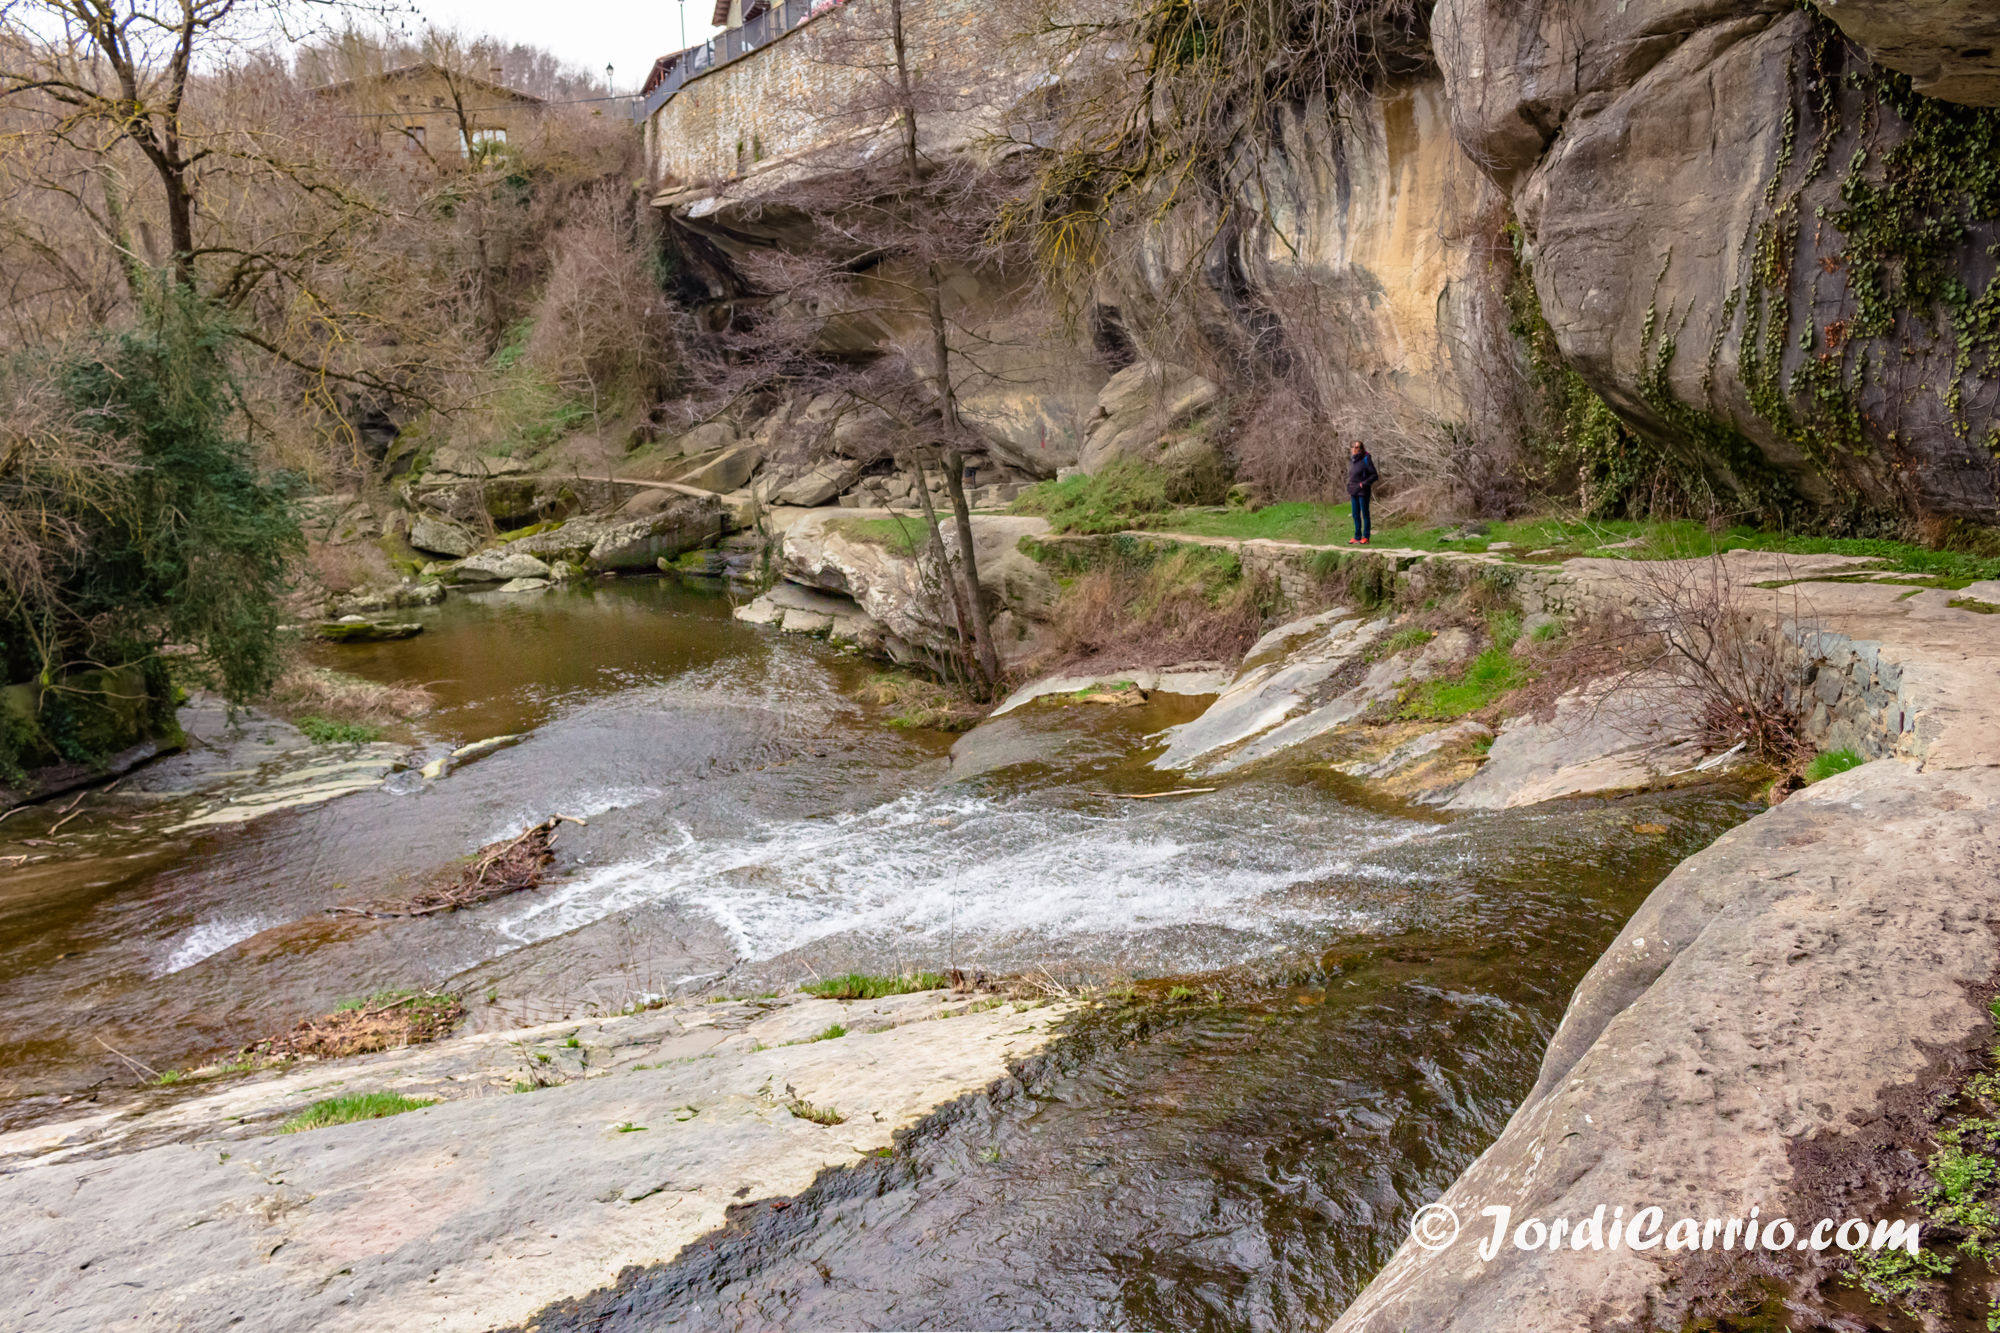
[280,1091,435,1133]
[1504,226,1703,519]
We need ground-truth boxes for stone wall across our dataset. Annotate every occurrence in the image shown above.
[645,0,1029,193]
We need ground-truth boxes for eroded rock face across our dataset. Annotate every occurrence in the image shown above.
[1437,0,2000,521]
[1813,0,2000,105]
[0,990,1073,1333]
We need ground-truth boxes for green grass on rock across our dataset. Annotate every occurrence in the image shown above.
[280,1091,435,1134]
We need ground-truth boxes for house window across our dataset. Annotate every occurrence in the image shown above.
[388,123,426,152]
[466,127,508,158]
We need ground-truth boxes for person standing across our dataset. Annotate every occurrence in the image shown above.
[1347,440,1378,545]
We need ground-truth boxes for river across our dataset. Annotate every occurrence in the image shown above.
[0,577,1754,1328]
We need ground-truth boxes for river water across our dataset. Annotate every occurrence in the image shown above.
[0,578,1753,1328]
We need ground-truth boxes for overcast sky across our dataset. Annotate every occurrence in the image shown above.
[393,0,720,90]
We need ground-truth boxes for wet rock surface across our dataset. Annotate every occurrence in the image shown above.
[0,990,1072,1333]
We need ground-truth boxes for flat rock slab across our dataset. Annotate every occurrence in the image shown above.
[989,662,1231,716]
[1445,673,1703,811]
[0,990,1073,1333]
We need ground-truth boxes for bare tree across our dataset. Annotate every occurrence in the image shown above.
[667,0,1059,690]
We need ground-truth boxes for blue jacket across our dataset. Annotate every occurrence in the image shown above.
[1347,452,1378,498]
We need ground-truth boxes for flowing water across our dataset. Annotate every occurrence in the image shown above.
[0,577,1754,1328]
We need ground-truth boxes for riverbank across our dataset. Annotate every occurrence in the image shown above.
[4,489,1996,1330]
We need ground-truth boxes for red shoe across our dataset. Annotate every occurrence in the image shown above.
[1348,538,1360,545]
[1359,538,1371,545]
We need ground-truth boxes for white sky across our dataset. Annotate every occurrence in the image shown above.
[396,0,721,91]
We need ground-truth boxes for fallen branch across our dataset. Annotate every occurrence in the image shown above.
[327,815,581,919]
[1087,788,1217,800]
[94,1035,160,1081]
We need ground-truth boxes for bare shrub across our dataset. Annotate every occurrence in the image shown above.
[1038,549,1268,674]
[524,188,678,416]
[1608,555,1818,768]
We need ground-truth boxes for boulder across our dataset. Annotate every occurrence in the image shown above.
[777,509,1056,664]
[408,513,478,558]
[425,447,532,479]
[1331,762,2000,1333]
[494,577,551,594]
[495,494,723,571]
[1075,362,1219,474]
[583,497,725,571]
[773,460,865,507]
[452,550,551,583]
[327,580,445,617]
[732,581,890,650]
[677,445,763,495]
[717,488,760,531]
[672,420,737,458]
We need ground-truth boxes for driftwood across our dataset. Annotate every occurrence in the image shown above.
[328,815,582,919]
[1087,788,1217,800]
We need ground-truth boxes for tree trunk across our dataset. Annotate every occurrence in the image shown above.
[886,0,998,688]
[909,453,975,686]
[940,446,999,687]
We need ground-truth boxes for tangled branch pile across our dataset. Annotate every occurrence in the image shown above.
[329,816,573,919]
[248,992,465,1060]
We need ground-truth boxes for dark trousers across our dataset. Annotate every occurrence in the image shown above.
[1350,489,1372,540]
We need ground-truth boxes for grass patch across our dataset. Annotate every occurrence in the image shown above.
[280,1091,435,1134]
[1149,509,2000,586]
[834,515,931,557]
[1803,748,1866,783]
[1399,615,1528,721]
[787,1099,846,1126]
[295,714,382,745]
[1367,625,1435,662]
[803,1023,848,1043]
[1950,596,2000,614]
[1011,461,1172,535]
[801,972,948,1000]
[613,1121,646,1133]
